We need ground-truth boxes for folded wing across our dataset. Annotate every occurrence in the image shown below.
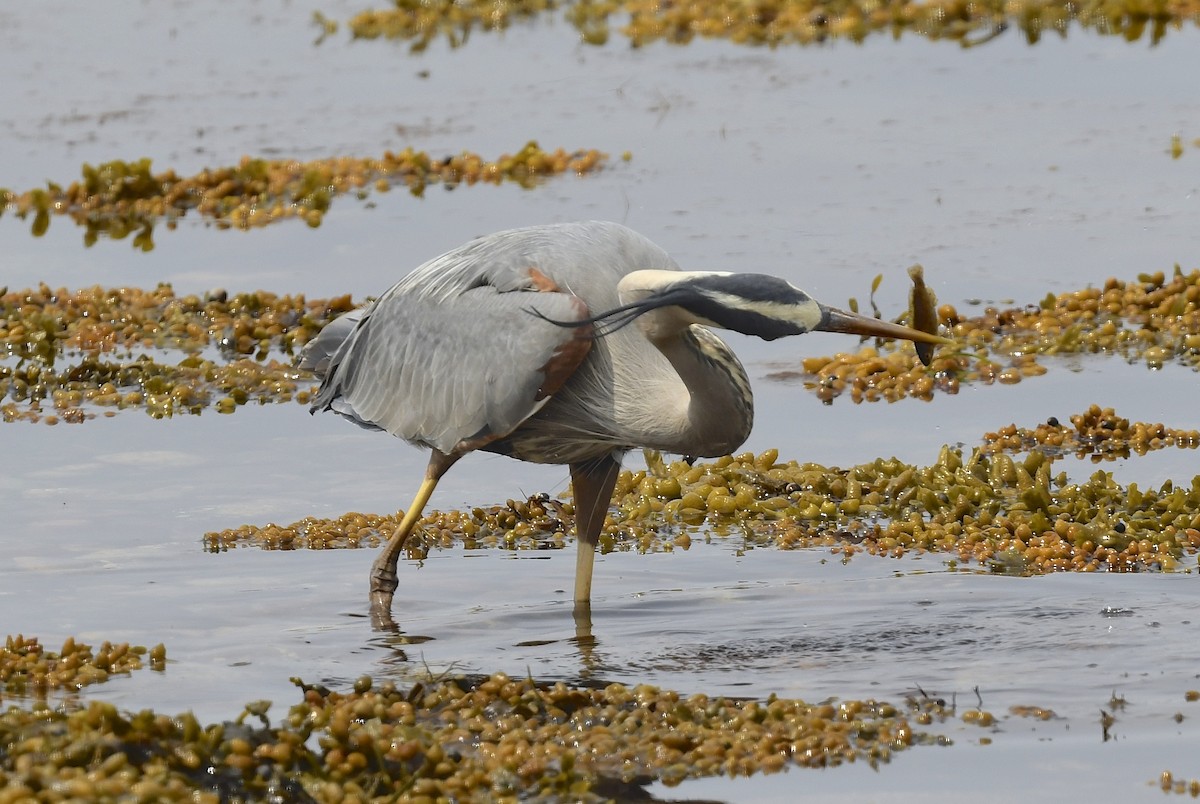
[306,249,592,456]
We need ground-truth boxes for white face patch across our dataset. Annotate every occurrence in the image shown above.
[784,282,823,331]
[701,288,823,333]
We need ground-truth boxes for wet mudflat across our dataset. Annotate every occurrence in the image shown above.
[3,1,1200,801]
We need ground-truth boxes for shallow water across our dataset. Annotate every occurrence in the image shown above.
[3,2,1200,801]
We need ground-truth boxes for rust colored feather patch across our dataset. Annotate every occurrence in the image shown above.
[528,267,593,401]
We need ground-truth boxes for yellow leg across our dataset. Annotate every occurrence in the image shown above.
[370,450,457,626]
[574,536,596,610]
[569,455,621,617]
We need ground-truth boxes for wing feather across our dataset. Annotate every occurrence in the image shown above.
[311,265,590,455]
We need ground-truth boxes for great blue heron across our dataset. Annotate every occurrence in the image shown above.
[300,221,947,623]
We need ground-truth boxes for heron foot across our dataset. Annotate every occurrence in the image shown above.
[368,563,400,629]
[369,562,400,596]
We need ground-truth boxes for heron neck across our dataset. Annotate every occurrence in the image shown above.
[649,325,754,458]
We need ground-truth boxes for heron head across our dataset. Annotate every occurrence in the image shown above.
[628,271,955,349]
[534,269,950,349]
[623,272,823,341]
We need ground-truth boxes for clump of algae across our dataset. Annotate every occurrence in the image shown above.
[795,267,1200,404]
[0,661,947,802]
[0,283,353,424]
[340,0,1200,50]
[1158,769,1200,797]
[0,143,606,249]
[207,403,1200,576]
[1,634,164,702]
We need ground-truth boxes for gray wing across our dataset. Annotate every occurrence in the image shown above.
[308,224,612,455]
[296,308,363,376]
